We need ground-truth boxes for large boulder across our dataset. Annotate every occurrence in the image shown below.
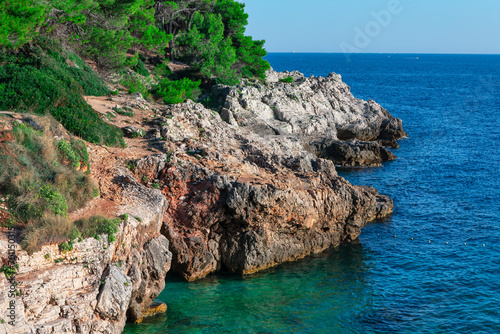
[96,265,133,320]
[312,139,396,167]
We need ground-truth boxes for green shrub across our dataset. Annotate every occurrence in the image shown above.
[58,240,73,253]
[214,76,239,86]
[57,140,80,169]
[126,160,137,171]
[154,78,201,104]
[38,184,68,216]
[279,76,294,83]
[69,139,89,169]
[152,182,159,189]
[65,52,110,96]
[75,216,120,243]
[121,75,149,97]
[113,107,134,117]
[134,58,150,77]
[131,129,145,138]
[124,52,139,68]
[0,44,125,147]
[106,112,117,120]
[153,61,172,77]
[0,265,18,279]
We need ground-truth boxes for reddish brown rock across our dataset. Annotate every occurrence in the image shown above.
[134,100,395,281]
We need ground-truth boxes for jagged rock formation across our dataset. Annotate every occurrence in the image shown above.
[0,170,170,333]
[213,69,406,167]
[133,98,395,281]
[0,68,405,333]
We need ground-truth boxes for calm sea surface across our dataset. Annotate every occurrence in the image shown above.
[124,53,500,333]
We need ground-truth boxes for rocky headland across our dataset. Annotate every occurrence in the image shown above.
[0,68,405,333]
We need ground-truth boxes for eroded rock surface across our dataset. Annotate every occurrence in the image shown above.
[0,171,170,334]
[212,69,406,166]
[132,97,396,281]
[0,68,405,333]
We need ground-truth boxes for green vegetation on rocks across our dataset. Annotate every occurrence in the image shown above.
[279,76,294,83]
[0,41,125,147]
[0,121,98,253]
[154,77,201,104]
[0,0,271,253]
[75,216,121,243]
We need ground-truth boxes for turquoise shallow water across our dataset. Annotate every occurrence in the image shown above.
[124,54,500,333]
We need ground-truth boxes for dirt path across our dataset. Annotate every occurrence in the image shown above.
[69,94,165,222]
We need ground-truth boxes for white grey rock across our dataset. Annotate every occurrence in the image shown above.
[95,265,132,320]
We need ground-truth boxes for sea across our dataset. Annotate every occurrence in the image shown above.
[124,53,500,333]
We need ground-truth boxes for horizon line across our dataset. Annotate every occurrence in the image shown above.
[266,51,500,56]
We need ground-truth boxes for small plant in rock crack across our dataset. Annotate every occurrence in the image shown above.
[126,160,137,171]
[279,76,294,83]
[0,265,18,278]
[58,241,73,253]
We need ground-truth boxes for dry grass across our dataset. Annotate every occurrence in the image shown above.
[21,214,75,254]
[0,116,98,253]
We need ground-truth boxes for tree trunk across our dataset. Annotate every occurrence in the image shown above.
[168,19,174,61]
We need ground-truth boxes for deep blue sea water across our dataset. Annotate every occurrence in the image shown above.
[124,53,500,333]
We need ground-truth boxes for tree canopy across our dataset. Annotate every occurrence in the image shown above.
[0,0,269,82]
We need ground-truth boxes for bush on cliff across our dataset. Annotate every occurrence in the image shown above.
[75,216,120,243]
[0,40,125,147]
[154,77,201,104]
[279,76,294,83]
[0,120,98,253]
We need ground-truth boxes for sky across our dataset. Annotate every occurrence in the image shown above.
[242,0,500,54]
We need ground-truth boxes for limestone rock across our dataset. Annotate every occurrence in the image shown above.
[96,265,132,320]
[126,235,172,322]
[0,171,170,334]
[133,94,398,280]
[122,126,144,138]
[214,68,407,166]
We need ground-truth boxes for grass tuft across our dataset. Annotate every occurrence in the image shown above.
[0,121,98,253]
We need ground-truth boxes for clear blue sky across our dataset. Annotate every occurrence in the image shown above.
[242,0,500,54]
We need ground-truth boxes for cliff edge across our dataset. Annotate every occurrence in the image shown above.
[0,68,405,333]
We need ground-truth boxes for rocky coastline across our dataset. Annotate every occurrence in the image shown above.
[0,69,406,333]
